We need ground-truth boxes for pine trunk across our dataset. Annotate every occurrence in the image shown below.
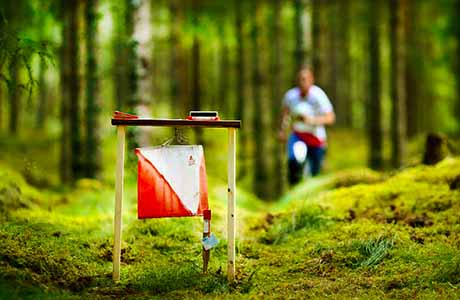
[8,54,19,135]
[312,0,321,79]
[337,0,352,127]
[36,57,47,129]
[368,0,383,170]
[218,30,229,116]
[69,0,82,180]
[60,0,72,183]
[404,0,418,138]
[85,0,101,178]
[390,0,407,168]
[235,0,248,178]
[294,0,305,68]
[271,0,284,196]
[251,0,269,199]
[454,0,460,133]
[169,0,180,116]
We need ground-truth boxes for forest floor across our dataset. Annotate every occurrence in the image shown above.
[0,130,460,299]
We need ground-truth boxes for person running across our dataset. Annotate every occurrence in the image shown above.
[278,66,335,185]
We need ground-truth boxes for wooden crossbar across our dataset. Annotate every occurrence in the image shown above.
[111,118,241,128]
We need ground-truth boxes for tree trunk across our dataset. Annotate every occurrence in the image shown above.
[69,0,83,180]
[218,28,229,116]
[235,0,248,178]
[124,0,139,150]
[60,0,72,184]
[85,0,101,178]
[294,0,305,68]
[112,1,128,111]
[312,0,321,79]
[132,0,153,147]
[271,0,284,196]
[336,0,352,127]
[36,56,47,129]
[454,0,460,133]
[368,0,383,170]
[8,53,19,135]
[404,0,418,138]
[169,0,180,116]
[251,0,269,199]
[423,133,447,165]
[191,0,203,144]
[390,0,408,168]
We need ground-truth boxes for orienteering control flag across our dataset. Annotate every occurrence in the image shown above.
[135,145,209,218]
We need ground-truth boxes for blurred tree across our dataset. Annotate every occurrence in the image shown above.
[312,0,321,81]
[453,0,460,133]
[270,0,284,196]
[217,23,229,115]
[84,0,101,178]
[169,0,180,116]
[235,0,248,178]
[7,53,20,134]
[191,0,204,145]
[368,0,383,170]
[390,0,407,167]
[112,1,128,111]
[404,0,418,138]
[336,0,352,127]
[294,0,306,68]
[251,0,269,199]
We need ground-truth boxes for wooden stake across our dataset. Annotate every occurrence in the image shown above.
[227,128,236,281]
[113,125,126,281]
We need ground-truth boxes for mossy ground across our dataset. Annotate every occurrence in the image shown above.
[1,129,459,299]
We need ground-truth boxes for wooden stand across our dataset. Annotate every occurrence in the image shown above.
[111,118,240,283]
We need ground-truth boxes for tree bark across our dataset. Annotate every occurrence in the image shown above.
[251,0,269,199]
[218,27,229,116]
[336,0,352,127]
[36,56,47,129]
[191,0,203,145]
[294,0,305,68]
[390,0,408,168]
[235,0,248,178]
[85,0,101,178]
[271,0,284,196]
[454,0,460,133]
[8,53,19,135]
[60,0,72,184]
[312,0,321,80]
[368,0,383,170]
[112,1,128,111]
[169,0,180,116]
[69,0,83,180]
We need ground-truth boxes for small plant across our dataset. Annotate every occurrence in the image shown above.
[352,235,394,267]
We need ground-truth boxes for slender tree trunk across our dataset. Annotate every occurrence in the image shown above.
[328,1,338,119]
[133,0,153,147]
[36,56,47,129]
[235,0,248,178]
[0,76,2,131]
[368,0,383,170]
[60,0,72,183]
[294,0,305,69]
[69,0,83,180]
[112,2,128,111]
[85,0,101,178]
[312,0,321,78]
[390,0,407,168]
[218,28,229,116]
[169,0,180,116]
[454,0,460,133]
[336,0,352,127]
[405,0,418,138]
[8,53,19,135]
[124,0,140,150]
[191,0,203,144]
[251,0,269,199]
[271,0,284,196]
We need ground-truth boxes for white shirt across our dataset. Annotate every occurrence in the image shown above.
[283,85,333,141]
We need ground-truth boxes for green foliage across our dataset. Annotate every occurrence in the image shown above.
[0,13,53,96]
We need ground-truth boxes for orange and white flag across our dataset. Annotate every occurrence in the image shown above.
[135,146,209,219]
